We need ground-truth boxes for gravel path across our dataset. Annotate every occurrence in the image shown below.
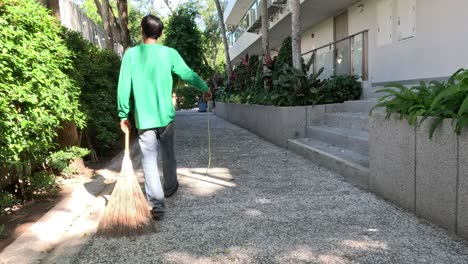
[75,111,468,264]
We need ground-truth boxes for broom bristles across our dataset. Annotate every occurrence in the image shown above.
[97,155,154,237]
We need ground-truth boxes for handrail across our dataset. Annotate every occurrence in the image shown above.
[302,29,369,56]
[301,29,369,80]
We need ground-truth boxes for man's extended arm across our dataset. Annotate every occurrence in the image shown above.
[171,49,208,92]
[117,51,132,131]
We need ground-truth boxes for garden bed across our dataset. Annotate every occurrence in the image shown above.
[215,102,325,147]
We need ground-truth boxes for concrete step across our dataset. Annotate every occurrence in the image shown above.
[307,125,369,156]
[325,99,377,114]
[321,112,369,132]
[361,86,387,100]
[288,138,369,189]
[361,84,418,100]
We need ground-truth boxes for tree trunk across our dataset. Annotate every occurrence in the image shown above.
[162,0,174,14]
[102,0,113,50]
[94,0,121,50]
[117,0,131,50]
[108,4,122,47]
[214,0,232,80]
[261,0,270,89]
[291,0,302,71]
[57,121,80,148]
[85,131,99,163]
[47,0,61,20]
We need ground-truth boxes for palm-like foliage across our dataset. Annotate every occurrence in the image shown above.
[373,69,468,138]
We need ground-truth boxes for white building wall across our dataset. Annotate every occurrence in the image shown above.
[348,0,468,83]
[300,18,334,78]
[301,18,334,53]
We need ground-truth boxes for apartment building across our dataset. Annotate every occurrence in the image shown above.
[224,0,468,84]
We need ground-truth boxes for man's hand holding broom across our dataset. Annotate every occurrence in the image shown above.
[120,120,131,133]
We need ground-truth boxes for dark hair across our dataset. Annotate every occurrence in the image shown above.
[141,15,164,40]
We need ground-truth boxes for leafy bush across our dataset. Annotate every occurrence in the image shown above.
[374,69,468,137]
[48,146,90,175]
[0,191,19,210]
[0,0,84,170]
[229,54,258,93]
[373,81,446,125]
[176,85,203,109]
[271,64,323,106]
[165,3,208,78]
[219,35,362,107]
[30,171,59,198]
[165,3,210,108]
[319,75,362,104]
[274,37,293,73]
[62,29,121,157]
[429,69,468,135]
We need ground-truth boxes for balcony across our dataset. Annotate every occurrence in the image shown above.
[228,0,287,46]
[227,0,361,64]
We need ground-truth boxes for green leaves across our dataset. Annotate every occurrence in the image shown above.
[374,68,468,138]
[62,29,121,155]
[0,0,84,166]
[319,75,361,105]
[274,37,293,72]
[165,3,207,78]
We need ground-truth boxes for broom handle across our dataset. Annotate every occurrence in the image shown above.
[124,128,130,155]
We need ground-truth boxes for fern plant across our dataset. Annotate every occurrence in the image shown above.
[373,69,468,138]
[427,69,468,136]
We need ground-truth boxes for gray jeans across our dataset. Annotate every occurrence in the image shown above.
[138,122,177,210]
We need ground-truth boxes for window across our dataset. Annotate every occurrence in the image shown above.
[397,0,416,41]
[377,0,393,46]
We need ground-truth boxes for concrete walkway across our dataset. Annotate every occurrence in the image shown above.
[75,111,468,264]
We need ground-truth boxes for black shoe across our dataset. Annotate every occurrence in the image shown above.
[151,207,164,221]
[164,182,179,198]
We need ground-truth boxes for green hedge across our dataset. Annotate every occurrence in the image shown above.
[62,29,121,156]
[218,34,361,107]
[0,0,122,199]
[0,0,85,168]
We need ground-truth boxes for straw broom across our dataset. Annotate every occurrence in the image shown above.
[97,128,154,237]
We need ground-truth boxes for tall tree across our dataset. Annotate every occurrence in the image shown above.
[200,0,224,73]
[165,4,205,75]
[164,3,207,109]
[291,0,302,71]
[162,0,174,14]
[102,0,113,50]
[83,0,128,50]
[214,0,232,79]
[261,0,270,88]
[117,0,131,50]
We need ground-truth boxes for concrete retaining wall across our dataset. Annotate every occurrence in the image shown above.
[214,102,325,148]
[370,112,468,239]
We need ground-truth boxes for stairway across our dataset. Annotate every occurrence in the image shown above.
[288,85,384,189]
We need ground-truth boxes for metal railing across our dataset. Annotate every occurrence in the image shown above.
[302,30,369,80]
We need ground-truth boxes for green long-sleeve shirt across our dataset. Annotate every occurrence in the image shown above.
[117,43,208,129]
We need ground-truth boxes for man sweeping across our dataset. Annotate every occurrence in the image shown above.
[117,15,209,220]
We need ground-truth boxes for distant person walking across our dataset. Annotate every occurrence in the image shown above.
[117,15,209,220]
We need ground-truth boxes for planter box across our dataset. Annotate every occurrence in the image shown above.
[458,129,468,238]
[369,112,416,212]
[370,113,468,239]
[416,117,458,232]
[214,102,324,148]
